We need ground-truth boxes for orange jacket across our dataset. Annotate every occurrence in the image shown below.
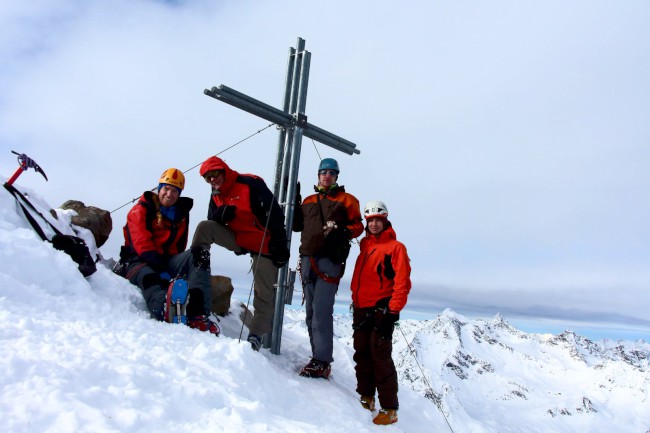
[123,191,192,258]
[350,224,412,313]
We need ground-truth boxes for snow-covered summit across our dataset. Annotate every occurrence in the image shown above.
[1,183,649,433]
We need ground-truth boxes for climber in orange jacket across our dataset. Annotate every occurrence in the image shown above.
[349,200,412,426]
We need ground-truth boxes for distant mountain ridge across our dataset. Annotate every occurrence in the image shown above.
[325,308,650,431]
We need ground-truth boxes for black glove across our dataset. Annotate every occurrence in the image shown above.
[268,237,290,268]
[292,203,304,232]
[159,272,171,288]
[119,246,136,263]
[140,251,166,272]
[295,181,302,205]
[374,310,399,339]
[292,182,304,232]
[212,205,236,224]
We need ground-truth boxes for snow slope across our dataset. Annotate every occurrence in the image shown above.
[1,183,648,433]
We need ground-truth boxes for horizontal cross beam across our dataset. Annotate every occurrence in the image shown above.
[204,85,360,155]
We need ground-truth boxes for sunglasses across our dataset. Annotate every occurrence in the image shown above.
[203,170,224,182]
[319,169,338,176]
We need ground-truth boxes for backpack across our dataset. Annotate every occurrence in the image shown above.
[51,233,97,278]
[4,183,97,278]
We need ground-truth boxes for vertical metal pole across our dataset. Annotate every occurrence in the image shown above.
[267,41,300,350]
[277,37,305,205]
[271,44,310,355]
[282,50,310,248]
[272,46,296,197]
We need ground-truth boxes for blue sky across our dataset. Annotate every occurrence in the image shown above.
[1,0,649,340]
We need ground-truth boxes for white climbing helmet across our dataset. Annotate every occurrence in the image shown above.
[363,200,388,219]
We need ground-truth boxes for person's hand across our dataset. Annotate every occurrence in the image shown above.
[213,205,236,224]
[269,237,290,268]
[323,220,338,237]
[140,251,166,272]
[375,310,399,338]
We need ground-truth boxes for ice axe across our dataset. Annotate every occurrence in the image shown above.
[5,151,48,185]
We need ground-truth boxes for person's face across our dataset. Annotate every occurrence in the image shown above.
[318,169,338,189]
[367,217,385,235]
[158,185,180,207]
[203,170,225,190]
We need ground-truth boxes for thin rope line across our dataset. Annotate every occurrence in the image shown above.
[110,123,275,214]
[310,137,322,161]
[237,184,279,344]
[238,268,257,342]
[397,325,456,433]
[185,123,275,174]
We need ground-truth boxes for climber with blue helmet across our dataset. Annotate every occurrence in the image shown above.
[293,158,364,379]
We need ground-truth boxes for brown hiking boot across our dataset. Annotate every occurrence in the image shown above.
[360,395,376,412]
[298,359,331,379]
[373,409,398,425]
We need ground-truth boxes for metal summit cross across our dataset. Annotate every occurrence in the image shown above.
[204,37,360,355]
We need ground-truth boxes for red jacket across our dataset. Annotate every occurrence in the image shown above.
[350,224,412,313]
[201,157,286,254]
[123,191,192,258]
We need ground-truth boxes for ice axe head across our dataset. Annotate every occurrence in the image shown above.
[5,151,48,186]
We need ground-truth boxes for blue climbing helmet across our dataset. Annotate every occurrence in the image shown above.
[318,158,340,174]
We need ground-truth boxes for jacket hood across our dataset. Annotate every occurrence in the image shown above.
[199,156,238,194]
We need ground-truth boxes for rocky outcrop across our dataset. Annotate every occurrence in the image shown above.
[210,275,234,316]
[58,200,112,247]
